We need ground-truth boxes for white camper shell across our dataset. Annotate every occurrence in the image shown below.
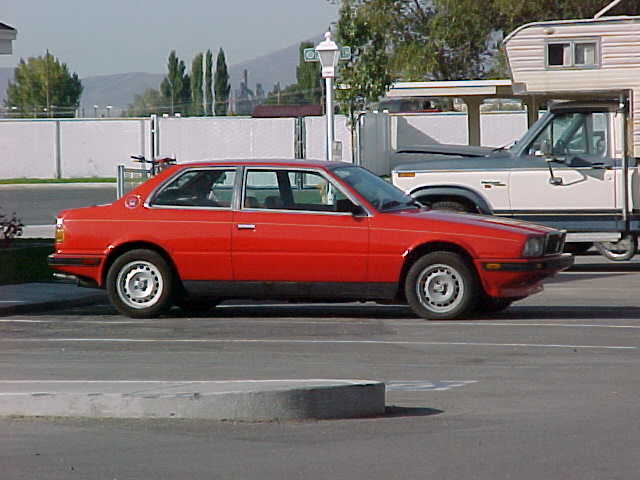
[503,15,640,158]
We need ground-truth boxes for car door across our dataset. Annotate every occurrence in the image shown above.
[508,110,619,231]
[147,167,237,280]
[232,167,369,287]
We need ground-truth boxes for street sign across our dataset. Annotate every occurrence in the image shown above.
[304,46,352,62]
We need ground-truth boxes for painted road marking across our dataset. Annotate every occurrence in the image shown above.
[1,338,635,350]
[387,380,477,392]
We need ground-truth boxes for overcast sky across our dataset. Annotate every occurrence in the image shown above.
[0,0,340,78]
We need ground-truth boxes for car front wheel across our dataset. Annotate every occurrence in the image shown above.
[405,251,479,320]
[107,249,174,318]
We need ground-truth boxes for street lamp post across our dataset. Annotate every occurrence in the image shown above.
[315,31,340,161]
[106,105,112,117]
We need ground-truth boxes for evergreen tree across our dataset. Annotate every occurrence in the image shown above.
[205,49,213,116]
[191,53,204,116]
[160,51,183,115]
[5,51,83,118]
[214,48,231,116]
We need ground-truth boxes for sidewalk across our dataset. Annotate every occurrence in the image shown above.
[0,282,107,316]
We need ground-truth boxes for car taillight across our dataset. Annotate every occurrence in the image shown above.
[55,219,64,244]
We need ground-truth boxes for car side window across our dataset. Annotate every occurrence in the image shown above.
[244,169,348,212]
[152,169,236,208]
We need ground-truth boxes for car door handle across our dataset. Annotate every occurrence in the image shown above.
[236,224,256,230]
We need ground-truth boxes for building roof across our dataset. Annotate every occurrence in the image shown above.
[252,104,323,118]
[0,22,16,32]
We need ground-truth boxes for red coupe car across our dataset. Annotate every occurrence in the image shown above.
[49,160,573,319]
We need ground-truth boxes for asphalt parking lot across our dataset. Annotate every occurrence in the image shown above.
[0,255,639,479]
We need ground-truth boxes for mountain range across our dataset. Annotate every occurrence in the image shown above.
[0,35,321,115]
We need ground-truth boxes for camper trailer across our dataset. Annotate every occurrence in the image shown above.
[391,7,640,260]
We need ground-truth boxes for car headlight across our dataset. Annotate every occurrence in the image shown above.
[522,236,545,257]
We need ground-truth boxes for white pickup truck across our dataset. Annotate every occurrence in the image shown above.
[391,12,640,260]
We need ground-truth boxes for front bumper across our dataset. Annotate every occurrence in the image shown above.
[480,253,574,273]
[475,253,574,299]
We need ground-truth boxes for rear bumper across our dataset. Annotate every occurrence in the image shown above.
[475,254,573,299]
[48,254,104,288]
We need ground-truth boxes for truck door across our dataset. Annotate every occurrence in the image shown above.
[508,109,620,232]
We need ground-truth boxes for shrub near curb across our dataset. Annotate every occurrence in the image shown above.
[0,241,54,285]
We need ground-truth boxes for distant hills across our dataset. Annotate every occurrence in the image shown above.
[1,35,322,116]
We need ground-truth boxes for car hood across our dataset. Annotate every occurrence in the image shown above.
[389,208,557,237]
[396,144,495,157]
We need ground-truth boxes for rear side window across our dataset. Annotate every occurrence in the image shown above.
[152,169,236,208]
[243,169,347,212]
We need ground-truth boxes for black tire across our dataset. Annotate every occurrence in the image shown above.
[405,251,479,320]
[106,249,174,318]
[429,200,473,213]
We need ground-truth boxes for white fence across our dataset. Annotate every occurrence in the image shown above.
[0,112,530,179]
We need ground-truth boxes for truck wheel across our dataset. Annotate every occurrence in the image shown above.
[107,249,174,318]
[429,200,472,213]
[595,234,637,262]
[405,251,479,320]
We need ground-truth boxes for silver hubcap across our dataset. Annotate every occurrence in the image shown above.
[416,263,464,313]
[116,260,163,309]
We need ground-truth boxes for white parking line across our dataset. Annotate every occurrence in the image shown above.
[2,338,635,350]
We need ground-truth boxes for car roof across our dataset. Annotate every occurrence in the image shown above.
[177,159,353,169]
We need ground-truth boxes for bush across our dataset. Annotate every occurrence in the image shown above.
[0,208,24,248]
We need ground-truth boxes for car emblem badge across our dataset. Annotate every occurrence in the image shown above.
[125,195,141,209]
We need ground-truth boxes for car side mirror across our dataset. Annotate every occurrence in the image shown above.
[336,198,366,216]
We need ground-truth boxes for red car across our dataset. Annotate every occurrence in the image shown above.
[48,160,573,319]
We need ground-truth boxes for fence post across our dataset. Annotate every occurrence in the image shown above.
[116,164,125,199]
[295,117,306,159]
[55,121,61,179]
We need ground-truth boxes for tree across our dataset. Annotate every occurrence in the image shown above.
[335,0,394,124]
[5,51,83,118]
[125,88,165,117]
[191,53,204,116]
[205,49,213,116]
[160,50,190,115]
[214,48,231,116]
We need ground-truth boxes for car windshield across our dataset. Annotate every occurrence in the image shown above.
[331,165,418,212]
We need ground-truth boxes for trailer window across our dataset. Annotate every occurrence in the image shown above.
[546,39,599,68]
[548,43,571,66]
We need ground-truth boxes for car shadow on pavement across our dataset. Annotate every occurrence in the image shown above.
[383,406,444,418]
[481,305,640,321]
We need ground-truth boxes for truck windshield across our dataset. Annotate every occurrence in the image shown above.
[331,165,418,212]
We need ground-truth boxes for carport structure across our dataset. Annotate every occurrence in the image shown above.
[0,22,17,54]
[385,80,543,146]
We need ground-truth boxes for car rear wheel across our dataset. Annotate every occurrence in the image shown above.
[107,249,173,318]
[405,252,479,320]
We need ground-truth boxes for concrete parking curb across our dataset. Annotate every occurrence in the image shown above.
[0,380,386,421]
